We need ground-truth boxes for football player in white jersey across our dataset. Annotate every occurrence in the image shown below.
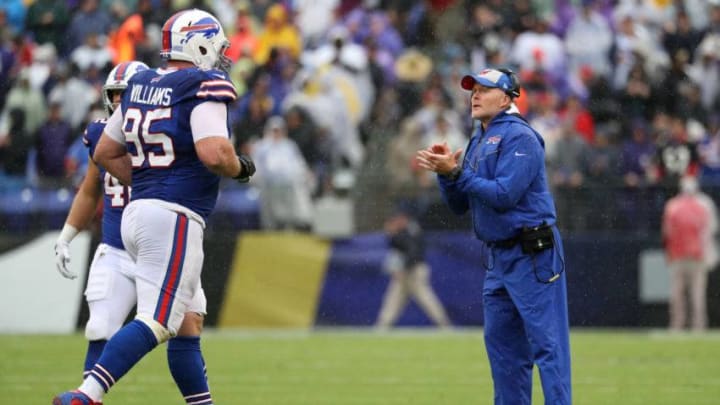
[53,9,255,405]
[54,60,216,404]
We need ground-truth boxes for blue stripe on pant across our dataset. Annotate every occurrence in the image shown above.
[482,228,571,405]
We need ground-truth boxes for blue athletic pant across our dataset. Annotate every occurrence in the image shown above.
[482,228,571,404]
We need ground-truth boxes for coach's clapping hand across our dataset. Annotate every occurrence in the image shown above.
[54,241,77,279]
[416,142,463,175]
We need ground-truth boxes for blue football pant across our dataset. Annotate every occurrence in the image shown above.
[482,238,571,404]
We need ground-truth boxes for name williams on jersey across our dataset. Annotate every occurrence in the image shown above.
[129,84,172,106]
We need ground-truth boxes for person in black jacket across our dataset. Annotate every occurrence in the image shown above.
[376,209,451,329]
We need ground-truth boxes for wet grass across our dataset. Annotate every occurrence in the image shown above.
[2,328,719,404]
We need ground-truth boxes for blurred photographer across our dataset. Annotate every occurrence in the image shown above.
[376,208,451,329]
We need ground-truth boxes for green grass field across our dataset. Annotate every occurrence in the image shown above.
[2,329,719,404]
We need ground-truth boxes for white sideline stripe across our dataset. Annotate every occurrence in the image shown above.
[198,327,720,341]
[201,327,484,340]
[648,329,720,340]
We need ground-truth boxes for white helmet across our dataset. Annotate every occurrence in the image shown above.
[102,61,149,115]
[160,9,231,71]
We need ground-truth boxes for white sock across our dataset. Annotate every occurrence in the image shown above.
[79,377,105,402]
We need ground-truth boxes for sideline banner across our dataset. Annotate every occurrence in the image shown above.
[0,232,90,333]
[218,232,330,328]
[6,230,717,332]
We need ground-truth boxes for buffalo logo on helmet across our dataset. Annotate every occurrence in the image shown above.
[178,18,220,44]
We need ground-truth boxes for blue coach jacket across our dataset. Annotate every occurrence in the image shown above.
[438,110,556,242]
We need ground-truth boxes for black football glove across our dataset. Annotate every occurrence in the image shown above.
[233,154,256,183]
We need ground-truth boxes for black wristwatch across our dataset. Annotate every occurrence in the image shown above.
[445,166,462,182]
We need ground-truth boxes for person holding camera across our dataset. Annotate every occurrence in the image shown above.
[416,68,571,404]
[376,209,451,329]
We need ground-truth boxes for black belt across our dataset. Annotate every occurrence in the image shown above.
[486,223,555,253]
[486,236,519,249]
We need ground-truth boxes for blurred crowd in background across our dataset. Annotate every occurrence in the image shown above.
[0,0,720,233]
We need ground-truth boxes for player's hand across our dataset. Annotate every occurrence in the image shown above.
[54,241,77,279]
[234,154,256,183]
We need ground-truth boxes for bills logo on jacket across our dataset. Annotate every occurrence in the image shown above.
[486,135,502,144]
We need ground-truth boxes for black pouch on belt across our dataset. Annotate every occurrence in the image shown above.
[519,223,554,255]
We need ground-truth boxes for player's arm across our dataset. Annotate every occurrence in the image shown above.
[94,108,132,185]
[65,159,103,230]
[54,160,102,279]
[195,136,241,177]
[192,101,255,181]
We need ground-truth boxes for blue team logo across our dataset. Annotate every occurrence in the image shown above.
[487,135,502,144]
[179,17,220,44]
